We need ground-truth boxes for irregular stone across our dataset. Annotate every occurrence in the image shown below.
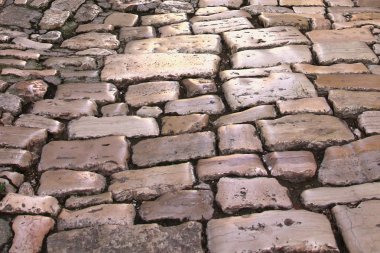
[37,31,62,43]
[65,192,113,209]
[358,111,380,135]
[161,114,209,135]
[198,0,243,8]
[182,78,217,97]
[222,73,317,110]
[196,154,267,181]
[132,132,215,167]
[159,22,192,37]
[0,149,32,169]
[0,193,61,216]
[141,13,187,27]
[6,80,48,103]
[259,13,311,30]
[39,9,70,30]
[74,3,102,23]
[0,49,39,60]
[257,114,355,151]
[12,37,52,50]
[0,126,47,152]
[216,177,292,214]
[195,6,229,15]
[75,48,117,56]
[369,65,380,75]
[0,59,26,68]
[109,162,195,201]
[165,95,225,115]
[276,97,333,115]
[60,70,99,83]
[38,136,129,175]
[315,74,380,93]
[0,93,23,116]
[101,53,220,83]
[139,190,214,221]
[356,0,380,6]
[231,45,312,68]
[43,56,97,70]
[18,182,34,196]
[306,27,376,43]
[136,106,162,118]
[119,26,156,42]
[76,24,114,33]
[0,171,24,187]
[61,32,120,50]
[0,178,16,194]
[156,1,194,13]
[10,215,54,253]
[47,222,203,253]
[31,99,98,120]
[190,10,251,23]
[57,204,135,230]
[1,68,57,79]
[101,103,128,117]
[293,63,370,75]
[293,6,326,13]
[0,5,42,28]
[242,5,294,15]
[325,0,353,6]
[218,124,262,154]
[104,12,138,27]
[280,0,324,5]
[207,210,339,253]
[51,0,85,12]
[301,182,380,209]
[68,116,159,139]
[0,219,11,249]
[192,17,254,34]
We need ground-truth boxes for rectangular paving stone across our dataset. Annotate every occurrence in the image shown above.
[159,22,192,37]
[358,111,380,135]
[190,10,251,23]
[165,95,225,115]
[0,148,32,169]
[293,63,370,75]
[223,26,310,53]
[220,65,292,81]
[161,114,209,135]
[242,5,294,15]
[276,97,333,115]
[0,93,22,116]
[14,114,65,137]
[101,53,220,83]
[306,27,377,43]
[109,162,195,201]
[257,114,355,151]
[0,49,39,60]
[61,32,120,50]
[119,26,156,42]
[124,34,222,54]
[196,154,267,181]
[192,17,254,34]
[141,13,188,27]
[198,0,243,8]
[65,192,113,209]
[68,116,159,139]
[0,126,47,152]
[259,13,311,30]
[301,182,380,209]
[222,73,317,110]
[218,124,262,154]
[207,210,339,253]
[315,74,380,93]
[232,45,312,69]
[132,132,215,167]
[279,0,324,5]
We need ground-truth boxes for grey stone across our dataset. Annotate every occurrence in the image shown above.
[0,93,22,116]
[0,219,11,249]
[0,5,42,28]
[61,32,120,50]
[165,95,225,115]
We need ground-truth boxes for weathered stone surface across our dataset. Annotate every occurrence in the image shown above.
[133,132,215,167]
[65,192,113,209]
[47,222,203,253]
[51,0,85,12]
[139,190,214,221]
[76,24,114,33]
[280,0,324,5]
[165,95,225,115]
[0,93,22,116]
[156,1,194,13]
[0,126,47,152]
[0,148,32,169]
[0,178,16,194]
[59,70,99,83]
[257,114,355,151]
[119,26,156,42]
[207,210,339,253]
[328,90,380,117]
[319,135,380,186]
[68,116,159,139]
[197,154,267,181]
[0,171,24,187]
[307,27,376,43]
[12,37,52,50]
[218,124,262,154]
[301,182,380,209]
[31,99,98,120]
[6,80,48,103]
[18,182,34,196]
[195,6,229,15]
[293,6,326,13]
[101,103,128,117]
[104,12,138,27]
[75,48,116,56]
[199,0,243,8]
[57,204,135,230]
[242,5,294,15]
[216,177,292,214]
[259,13,311,30]
[141,13,187,27]
[101,53,220,83]
[43,56,97,70]
[0,5,41,28]
[315,74,380,93]
[333,200,380,253]
[10,215,55,253]
[2,68,58,79]
[0,49,39,60]
[293,63,370,75]
[39,136,129,175]
[125,81,179,107]
[159,22,192,37]
[61,32,120,50]
[74,3,102,23]
[0,219,11,249]
[136,106,162,118]
[161,114,209,135]
[109,162,195,201]
[182,78,217,97]
[14,114,64,136]
[39,9,70,30]
[0,193,61,216]
[191,10,251,23]
[222,73,317,110]
[276,97,333,115]
[359,111,380,134]
[192,17,254,34]
[0,58,26,68]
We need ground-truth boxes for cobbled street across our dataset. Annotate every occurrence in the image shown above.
[0,0,380,252]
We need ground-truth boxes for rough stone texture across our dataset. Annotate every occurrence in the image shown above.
[156,1,195,14]
[182,78,217,97]
[65,192,113,209]
[0,219,11,249]
[14,114,64,137]
[76,24,114,33]
[61,32,120,50]
[159,22,192,37]
[315,74,380,93]
[104,12,138,27]
[0,171,24,187]
[358,111,380,134]
[218,124,262,154]
[293,63,369,75]
[191,10,251,23]
[259,13,311,30]
[0,126,47,152]
[165,95,225,115]
[276,97,333,115]
[38,136,129,175]
[207,210,339,253]
[161,114,209,135]
[51,0,85,12]
[141,13,188,27]
[136,106,162,118]
[257,114,355,151]
[6,80,48,103]
[199,0,243,8]
[0,5,41,28]
[74,3,102,23]
[216,177,292,214]
[0,93,22,116]
[119,26,156,42]
[101,103,128,117]
[0,148,33,169]
[39,9,70,30]
[307,27,377,44]
[43,56,97,70]
[196,154,267,181]
[47,222,203,253]
[109,162,196,201]
[139,190,214,221]
[332,200,380,253]
[192,17,254,34]
[132,132,216,167]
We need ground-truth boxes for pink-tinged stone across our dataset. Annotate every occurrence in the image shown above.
[0,148,33,169]
[0,126,47,153]
[6,80,48,103]
[276,97,333,115]
[358,111,380,135]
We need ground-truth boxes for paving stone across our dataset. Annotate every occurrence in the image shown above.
[39,9,70,30]
[60,70,100,83]
[132,132,215,167]
[356,0,380,6]
[101,103,128,117]
[319,135,380,186]
[0,178,17,194]
[141,13,188,27]
[139,190,214,221]
[76,24,114,33]
[61,32,120,50]
[161,114,209,135]
[276,97,333,115]
[332,200,380,253]
[68,116,159,139]
[250,0,278,5]
[280,0,324,5]
[110,0,161,12]
[159,22,192,37]
[0,58,26,68]
[165,95,225,115]
[326,0,353,6]
[10,215,54,253]
[223,26,309,53]
[1,68,58,79]
[293,63,370,75]
[75,48,117,56]
[182,78,217,97]
[37,32,63,44]
[74,3,102,23]
[0,5,42,28]
[207,210,339,253]
[259,13,311,30]
[57,204,135,231]
[301,182,380,209]
[195,6,229,15]
[6,80,48,103]
[313,41,379,65]
[156,1,194,13]
[104,12,138,27]
[109,162,196,201]
[307,27,377,43]
[257,114,355,151]
[293,6,326,13]
[65,192,113,209]
[328,90,380,117]
[0,171,24,187]
[358,111,380,134]
[219,65,292,81]
[369,65,380,75]
[125,34,221,54]
[0,149,33,169]
[51,0,85,12]
[218,124,262,154]
[39,136,129,175]
[18,182,34,196]
[0,193,61,216]
[223,73,317,110]
[315,74,380,93]
[190,10,251,23]
[199,0,243,8]
[216,177,292,214]
[0,80,9,92]
[47,221,203,253]
[192,17,254,34]
[43,56,97,70]
[0,126,47,152]
[0,219,11,249]
[101,53,220,83]
[0,49,39,60]
[197,154,267,181]
[31,99,98,120]
[0,93,23,116]
[232,45,312,69]
[119,26,156,42]
[263,151,317,182]
[12,37,53,50]
[136,106,163,118]
[242,5,294,15]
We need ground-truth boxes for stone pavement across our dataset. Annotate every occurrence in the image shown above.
[0,0,380,252]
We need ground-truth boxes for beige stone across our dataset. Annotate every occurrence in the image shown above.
[0,49,39,60]
[65,192,113,209]
[306,27,376,43]
[218,124,262,154]
[159,22,192,37]
[293,63,369,75]
[276,97,332,115]
[358,111,380,135]
[1,68,57,79]
[61,32,120,50]
[165,95,225,115]
[0,126,47,152]
[101,103,128,117]
[192,17,254,34]
[0,148,32,169]
[315,74,380,93]
[6,80,48,103]
[259,13,310,30]
[191,10,251,23]
[43,56,97,70]
[104,12,138,27]
[198,0,243,8]
[279,0,324,5]
[76,24,114,33]
[141,13,187,27]
[161,114,209,135]
[182,78,217,97]
[14,114,64,137]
